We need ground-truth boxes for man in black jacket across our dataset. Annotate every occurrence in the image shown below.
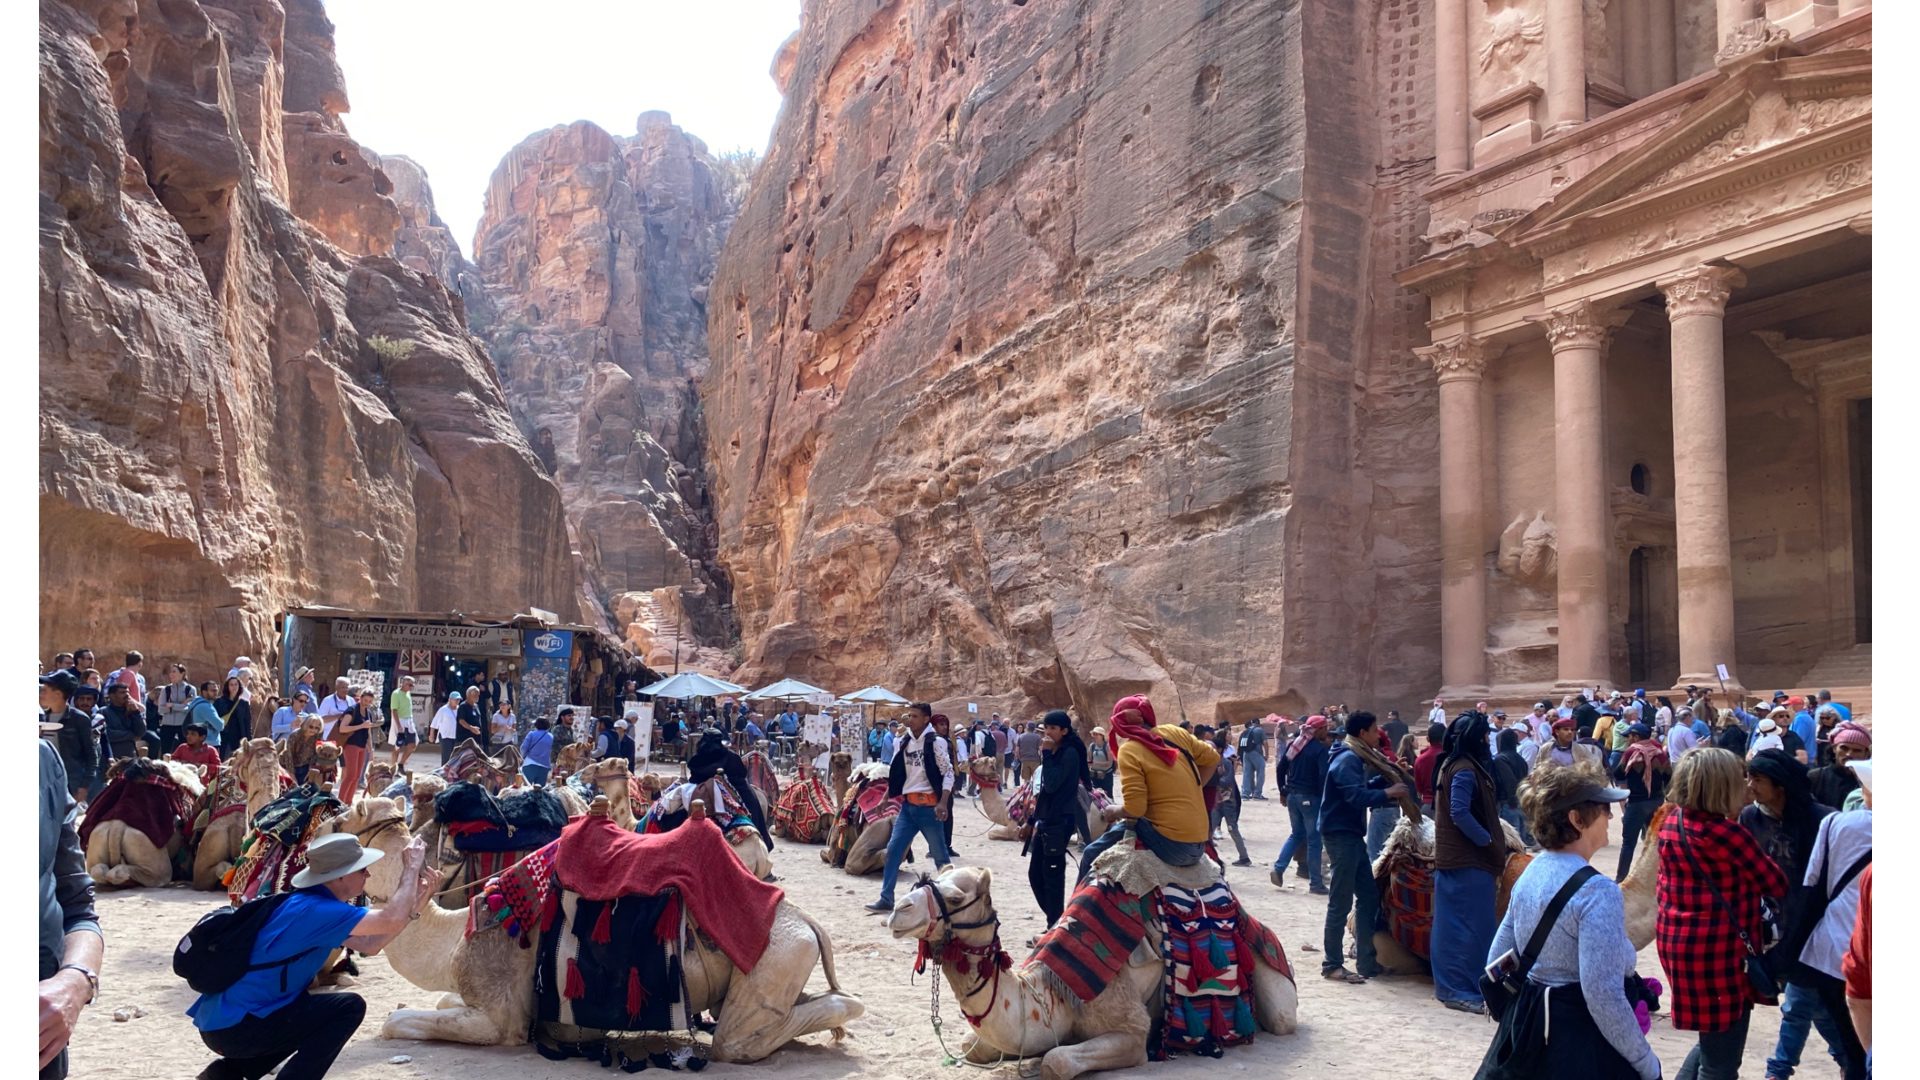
[865,703,954,914]
[40,672,99,803]
[1025,711,1086,928]
[99,683,148,762]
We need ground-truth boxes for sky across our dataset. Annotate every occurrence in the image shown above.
[326,0,799,254]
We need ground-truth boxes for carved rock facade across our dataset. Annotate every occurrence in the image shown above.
[705,0,1443,719]
[40,0,578,681]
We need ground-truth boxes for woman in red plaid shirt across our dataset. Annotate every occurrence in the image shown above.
[1657,747,1788,1080]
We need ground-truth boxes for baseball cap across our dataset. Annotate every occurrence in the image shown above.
[1549,776,1630,813]
[40,670,81,696]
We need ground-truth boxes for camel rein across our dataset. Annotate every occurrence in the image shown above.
[908,878,1056,1076]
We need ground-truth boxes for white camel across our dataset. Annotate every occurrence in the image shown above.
[890,866,1298,1080]
[85,758,205,888]
[374,798,864,1063]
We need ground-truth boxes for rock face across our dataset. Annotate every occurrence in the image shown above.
[39,0,578,681]
[705,0,1440,720]
[470,113,741,658]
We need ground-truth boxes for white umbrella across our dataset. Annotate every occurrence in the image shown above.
[746,677,832,701]
[839,684,910,705]
[638,671,747,699]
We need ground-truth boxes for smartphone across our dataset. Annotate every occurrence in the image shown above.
[1485,948,1519,984]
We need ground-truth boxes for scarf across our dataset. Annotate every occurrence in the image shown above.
[1287,714,1330,760]
[1107,695,1178,766]
[1442,713,1493,769]
[1621,738,1665,792]
[1343,733,1419,817]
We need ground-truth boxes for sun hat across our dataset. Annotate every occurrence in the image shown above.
[1757,717,1779,733]
[290,833,386,888]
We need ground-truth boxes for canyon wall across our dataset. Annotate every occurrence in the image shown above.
[39,0,578,682]
[470,114,742,666]
[705,0,1442,721]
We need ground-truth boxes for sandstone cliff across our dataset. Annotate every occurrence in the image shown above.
[705,0,1442,720]
[470,113,742,665]
[40,0,578,681]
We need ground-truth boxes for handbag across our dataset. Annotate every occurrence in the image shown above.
[1481,865,1599,1017]
[1675,809,1780,1005]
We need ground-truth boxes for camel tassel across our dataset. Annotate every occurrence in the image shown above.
[654,893,681,943]
[592,902,614,945]
[627,967,645,1018]
[564,958,585,1000]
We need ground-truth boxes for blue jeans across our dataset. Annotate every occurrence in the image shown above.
[521,763,550,786]
[1499,805,1534,849]
[1366,804,1400,863]
[1079,819,1203,884]
[876,802,951,905]
[1241,752,1266,797]
[1768,980,1849,1079]
[1274,792,1322,887]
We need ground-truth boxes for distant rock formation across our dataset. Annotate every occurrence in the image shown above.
[39,0,578,681]
[469,113,742,664]
[703,0,1441,719]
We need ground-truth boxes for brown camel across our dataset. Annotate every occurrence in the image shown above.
[822,764,897,875]
[967,758,1025,841]
[192,739,286,890]
[374,799,865,1062]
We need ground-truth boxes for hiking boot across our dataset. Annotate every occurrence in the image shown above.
[1232,858,1253,867]
[1270,868,1286,889]
[864,900,894,914]
[1309,883,1330,895]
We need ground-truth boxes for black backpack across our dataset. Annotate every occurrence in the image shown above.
[174,892,319,995]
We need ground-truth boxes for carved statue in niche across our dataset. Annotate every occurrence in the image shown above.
[1498,510,1558,591]
[1584,0,1615,78]
[1479,0,1545,84]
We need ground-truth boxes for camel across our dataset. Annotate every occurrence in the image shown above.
[374,798,866,1063]
[890,865,1298,1080]
[192,738,288,890]
[649,773,775,880]
[827,752,853,812]
[572,758,771,879]
[84,758,205,887]
[967,758,1024,841]
[551,741,591,785]
[1366,814,1533,975]
[823,764,897,876]
[312,795,415,988]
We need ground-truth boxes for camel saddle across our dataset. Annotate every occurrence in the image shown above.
[441,738,523,788]
[435,780,568,853]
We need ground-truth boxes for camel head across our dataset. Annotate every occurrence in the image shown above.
[968,756,1002,784]
[332,796,413,902]
[578,758,633,804]
[551,741,590,782]
[886,865,995,941]
[828,752,852,782]
[312,741,343,771]
[365,760,397,794]
[408,774,448,829]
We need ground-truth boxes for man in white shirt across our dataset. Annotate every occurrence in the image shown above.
[866,703,954,913]
[1427,698,1447,729]
[430,693,461,765]
[317,678,355,739]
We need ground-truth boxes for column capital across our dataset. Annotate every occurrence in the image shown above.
[1416,336,1490,383]
[1531,299,1631,352]
[1657,265,1747,319]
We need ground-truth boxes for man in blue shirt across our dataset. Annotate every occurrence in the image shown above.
[191,833,436,1080]
[779,710,800,737]
[1317,710,1408,983]
[1817,689,1850,723]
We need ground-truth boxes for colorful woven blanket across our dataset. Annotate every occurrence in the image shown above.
[1158,882,1256,1055]
[773,775,834,841]
[1379,856,1434,961]
[1023,880,1149,1003]
[535,888,686,1034]
[225,785,342,904]
[553,813,781,972]
[847,778,899,828]
[743,750,781,803]
[472,842,559,945]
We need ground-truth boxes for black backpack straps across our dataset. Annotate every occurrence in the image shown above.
[1830,849,1871,904]
[1518,865,1600,976]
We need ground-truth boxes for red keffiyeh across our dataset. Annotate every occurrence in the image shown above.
[1108,695,1178,766]
[1286,715,1329,760]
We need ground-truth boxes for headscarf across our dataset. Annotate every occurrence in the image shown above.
[1107,694,1177,765]
[1748,747,1820,861]
[1287,714,1329,759]
[1442,712,1492,769]
[1621,723,1664,790]
[689,729,771,844]
[1833,722,1871,749]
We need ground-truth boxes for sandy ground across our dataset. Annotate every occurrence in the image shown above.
[75,772,1787,1080]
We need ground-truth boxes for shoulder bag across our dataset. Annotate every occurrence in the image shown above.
[1675,809,1780,1004]
[1476,865,1602,1079]
[1482,864,1599,1016]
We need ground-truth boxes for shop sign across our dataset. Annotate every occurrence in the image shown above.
[329,620,522,657]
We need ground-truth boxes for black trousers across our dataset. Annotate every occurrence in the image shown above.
[1028,820,1072,928]
[1809,973,1869,1080]
[198,991,365,1080]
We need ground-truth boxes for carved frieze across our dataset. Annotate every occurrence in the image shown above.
[1475,0,1549,112]
[1715,19,1794,69]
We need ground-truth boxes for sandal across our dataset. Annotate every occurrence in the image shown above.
[1321,967,1368,984]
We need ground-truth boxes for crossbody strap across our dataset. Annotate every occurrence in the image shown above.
[1830,850,1871,904]
[1675,810,1762,957]
[1518,866,1600,977]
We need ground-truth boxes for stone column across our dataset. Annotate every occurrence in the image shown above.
[1658,265,1747,690]
[1650,0,1678,90]
[1546,0,1588,132]
[1435,0,1470,176]
[1836,0,1868,13]
[1418,337,1491,695]
[1536,301,1628,688]
[1717,0,1757,47]
[1623,0,1653,98]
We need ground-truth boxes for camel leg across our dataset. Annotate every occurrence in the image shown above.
[710,910,866,1063]
[1248,961,1299,1035]
[961,1032,1001,1065]
[380,1004,506,1045]
[124,835,172,888]
[1039,1032,1146,1080]
[435,993,465,1009]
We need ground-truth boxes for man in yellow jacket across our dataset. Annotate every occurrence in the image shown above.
[1076,694,1219,882]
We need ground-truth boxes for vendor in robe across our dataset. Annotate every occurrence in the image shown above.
[1077,694,1219,882]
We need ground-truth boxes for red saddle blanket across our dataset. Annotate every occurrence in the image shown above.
[553,813,782,972]
[80,770,190,849]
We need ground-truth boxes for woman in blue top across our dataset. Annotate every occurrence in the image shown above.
[520,716,555,786]
[1480,763,1659,1080]
[191,833,437,1080]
